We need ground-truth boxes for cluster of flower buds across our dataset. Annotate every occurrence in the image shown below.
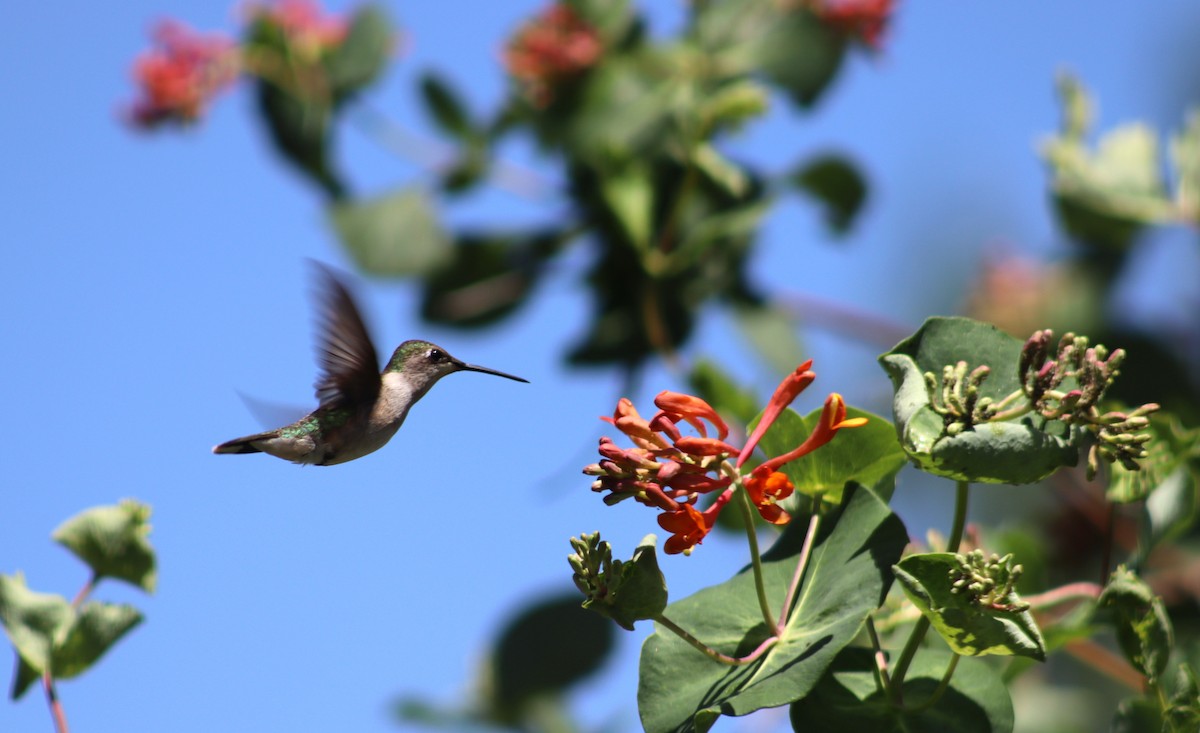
[923,328,1159,480]
[584,360,866,555]
[1088,405,1159,476]
[568,531,666,629]
[925,361,997,434]
[503,3,603,107]
[949,550,1030,614]
[1019,329,1160,478]
[1020,330,1125,420]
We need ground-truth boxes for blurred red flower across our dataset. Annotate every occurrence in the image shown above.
[504,3,602,106]
[127,20,239,128]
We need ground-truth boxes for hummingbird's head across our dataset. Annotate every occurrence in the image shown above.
[384,340,529,388]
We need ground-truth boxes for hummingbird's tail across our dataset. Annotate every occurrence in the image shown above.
[212,432,270,455]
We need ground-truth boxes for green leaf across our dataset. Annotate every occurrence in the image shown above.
[325,4,393,102]
[1165,664,1200,733]
[637,486,907,733]
[755,406,906,504]
[893,553,1045,660]
[789,153,869,235]
[698,81,769,134]
[53,500,156,592]
[878,316,1082,484]
[329,187,451,277]
[0,574,72,697]
[732,302,806,377]
[1112,697,1163,733]
[598,163,655,250]
[51,602,142,680]
[487,593,616,720]
[420,230,562,328]
[254,79,343,199]
[693,0,846,109]
[790,648,1014,733]
[1098,566,1173,683]
[692,143,749,198]
[1042,74,1174,249]
[418,72,473,140]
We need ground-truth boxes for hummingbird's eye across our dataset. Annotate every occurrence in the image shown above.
[427,349,446,363]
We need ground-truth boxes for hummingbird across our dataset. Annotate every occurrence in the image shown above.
[213,264,528,465]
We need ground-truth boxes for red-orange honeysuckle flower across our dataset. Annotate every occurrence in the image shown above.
[127,20,240,128]
[503,3,602,107]
[653,391,730,440]
[603,398,671,450]
[737,360,815,468]
[759,393,868,475]
[658,503,718,556]
[743,469,796,525]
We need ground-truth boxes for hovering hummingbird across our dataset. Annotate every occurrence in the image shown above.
[213,264,528,465]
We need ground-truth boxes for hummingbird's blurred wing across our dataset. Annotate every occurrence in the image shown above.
[311,263,381,410]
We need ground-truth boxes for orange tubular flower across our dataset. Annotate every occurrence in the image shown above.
[658,503,717,556]
[737,360,815,467]
[674,436,742,458]
[759,393,868,474]
[653,391,730,440]
[127,21,239,128]
[744,469,795,525]
[604,398,670,450]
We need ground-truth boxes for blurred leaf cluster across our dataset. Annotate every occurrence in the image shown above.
[1,502,156,705]
[243,0,875,371]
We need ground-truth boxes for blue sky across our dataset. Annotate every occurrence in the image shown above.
[3,2,1200,732]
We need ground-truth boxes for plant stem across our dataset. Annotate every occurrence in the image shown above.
[1023,582,1103,610]
[736,485,780,636]
[42,676,69,733]
[655,614,777,666]
[42,574,96,733]
[889,480,970,703]
[865,616,893,699]
[777,510,820,632]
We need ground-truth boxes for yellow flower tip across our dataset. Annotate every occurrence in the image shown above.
[838,417,870,429]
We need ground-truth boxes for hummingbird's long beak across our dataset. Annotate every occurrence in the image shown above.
[457,361,530,383]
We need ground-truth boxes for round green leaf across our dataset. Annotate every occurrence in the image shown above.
[790,648,1014,733]
[328,187,451,277]
[637,486,907,733]
[894,553,1046,661]
[326,5,393,102]
[52,602,143,681]
[487,592,615,719]
[53,500,157,593]
[1098,567,1173,682]
[0,573,72,697]
[878,317,1082,484]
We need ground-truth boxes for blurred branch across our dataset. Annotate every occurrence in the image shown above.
[778,291,911,348]
[347,101,554,200]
